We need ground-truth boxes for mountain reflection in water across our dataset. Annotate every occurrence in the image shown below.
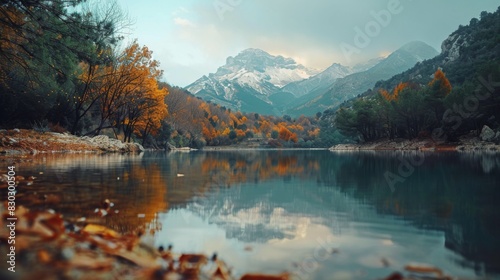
[2,150,499,279]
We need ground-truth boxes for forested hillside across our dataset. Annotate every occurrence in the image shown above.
[160,85,323,148]
[330,7,500,143]
[0,0,323,148]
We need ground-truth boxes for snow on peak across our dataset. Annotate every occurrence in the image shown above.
[188,48,318,96]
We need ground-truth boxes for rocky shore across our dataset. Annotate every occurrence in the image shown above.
[0,129,144,155]
[330,137,500,152]
[330,126,500,152]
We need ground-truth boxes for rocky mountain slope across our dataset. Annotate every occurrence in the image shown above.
[186,41,439,116]
[185,49,319,115]
[287,41,439,116]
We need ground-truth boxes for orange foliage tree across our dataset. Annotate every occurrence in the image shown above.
[379,82,409,102]
[87,41,168,142]
[429,69,452,98]
[278,126,298,143]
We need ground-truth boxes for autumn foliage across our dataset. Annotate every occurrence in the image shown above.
[0,1,322,148]
[162,86,320,148]
[379,82,409,101]
[339,69,456,141]
[428,69,452,97]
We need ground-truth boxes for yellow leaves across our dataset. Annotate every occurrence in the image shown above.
[429,69,452,96]
[199,102,210,112]
[202,126,213,140]
[278,126,298,143]
[235,129,246,138]
[288,124,304,131]
[393,82,409,98]
[379,82,408,101]
[221,127,231,136]
[83,224,120,239]
[308,127,320,137]
[93,41,170,138]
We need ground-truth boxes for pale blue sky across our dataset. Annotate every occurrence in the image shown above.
[115,0,499,87]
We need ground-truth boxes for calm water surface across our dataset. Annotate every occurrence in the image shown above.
[2,150,499,279]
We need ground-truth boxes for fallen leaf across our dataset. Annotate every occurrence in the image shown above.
[83,224,120,239]
[38,250,51,263]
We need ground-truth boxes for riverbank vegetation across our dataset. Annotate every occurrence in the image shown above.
[0,0,326,149]
[1,2,498,151]
[333,8,500,144]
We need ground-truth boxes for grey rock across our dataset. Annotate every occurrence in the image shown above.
[133,143,145,152]
[87,135,143,152]
[88,135,123,151]
[480,125,495,141]
[494,131,500,144]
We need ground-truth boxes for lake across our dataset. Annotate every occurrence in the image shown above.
[2,150,499,279]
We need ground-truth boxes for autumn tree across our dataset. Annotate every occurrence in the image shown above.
[123,57,168,144]
[68,1,131,134]
[379,82,409,102]
[81,41,167,142]
[429,69,452,98]
[425,69,453,125]
[0,0,125,127]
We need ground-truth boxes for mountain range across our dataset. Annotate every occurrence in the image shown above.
[185,41,439,116]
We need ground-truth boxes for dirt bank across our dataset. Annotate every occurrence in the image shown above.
[0,129,144,155]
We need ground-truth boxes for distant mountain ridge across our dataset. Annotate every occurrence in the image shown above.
[185,48,319,115]
[286,41,439,116]
[281,63,351,98]
[374,9,500,93]
[186,41,439,116]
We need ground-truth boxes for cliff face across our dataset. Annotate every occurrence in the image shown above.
[375,8,500,91]
[440,33,471,64]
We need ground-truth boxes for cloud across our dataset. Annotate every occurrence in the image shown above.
[173,17,194,27]
[118,0,500,86]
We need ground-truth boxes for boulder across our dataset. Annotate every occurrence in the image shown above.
[88,135,124,151]
[494,131,500,144]
[123,142,144,153]
[166,142,177,151]
[480,125,495,142]
[87,135,144,152]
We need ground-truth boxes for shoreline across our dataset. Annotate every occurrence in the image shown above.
[329,137,500,153]
[2,129,499,155]
[201,146,328,151]
[0,129,144,155]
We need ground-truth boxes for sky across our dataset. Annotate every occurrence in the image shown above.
[114,0,499,87]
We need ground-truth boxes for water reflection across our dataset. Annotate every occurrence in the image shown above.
[1,153,167,232]
[1,150,499,278]
[159,150,500,278]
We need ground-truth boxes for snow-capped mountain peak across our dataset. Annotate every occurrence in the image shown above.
[187,48,318,96]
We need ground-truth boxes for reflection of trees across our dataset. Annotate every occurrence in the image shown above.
[165,151,321,207]
[200,152,309,185]
[325,151,500,275]
[7,151,500,275]
[6,154,167,233]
